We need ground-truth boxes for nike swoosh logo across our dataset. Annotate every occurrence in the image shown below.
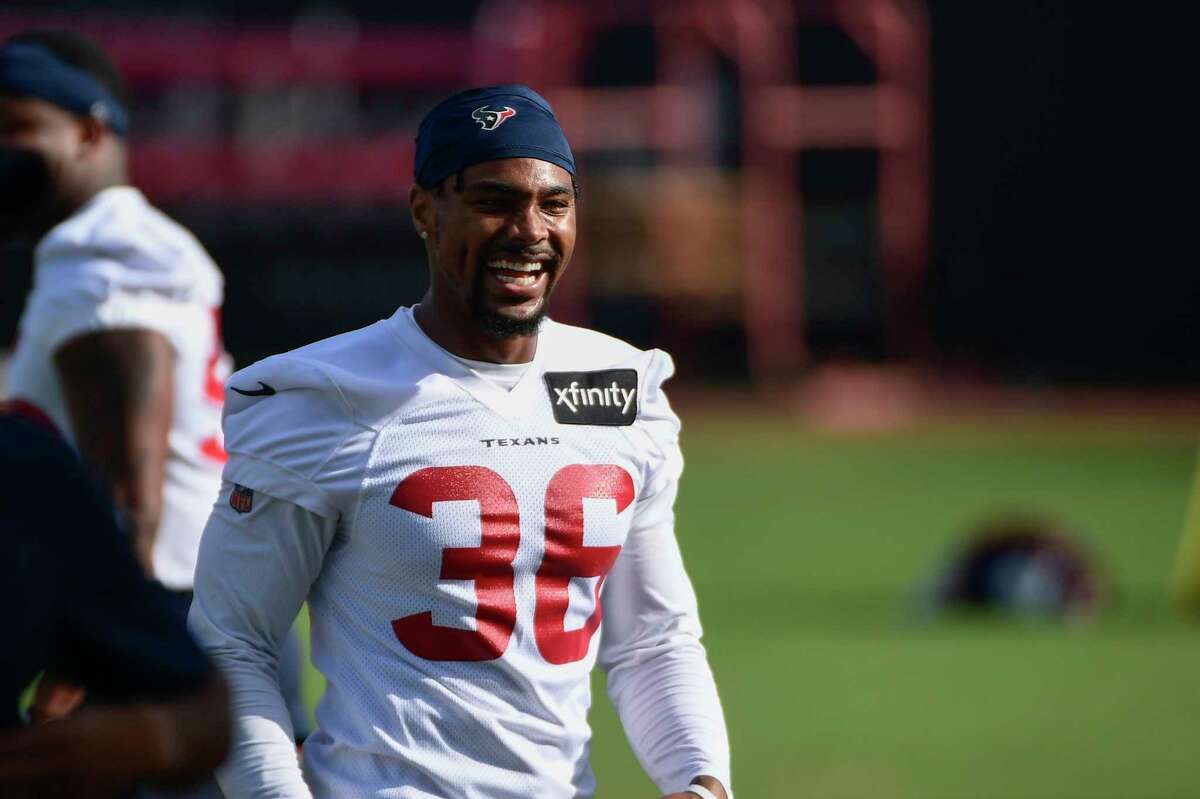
[231,381,276,397]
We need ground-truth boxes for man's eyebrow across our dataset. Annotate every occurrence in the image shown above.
[464,179,574,199]
[463,180,523,195]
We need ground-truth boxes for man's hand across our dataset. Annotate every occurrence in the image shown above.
[31,677,86,724]
[0,672,229,798]
[0,703,160,798]
[662,774,728,799]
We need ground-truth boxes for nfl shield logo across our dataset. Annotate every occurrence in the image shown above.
[230,484,254,514]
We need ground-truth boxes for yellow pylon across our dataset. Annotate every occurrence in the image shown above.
[1170,450,1200,614]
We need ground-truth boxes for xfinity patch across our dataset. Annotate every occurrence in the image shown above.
[544,370,639,426]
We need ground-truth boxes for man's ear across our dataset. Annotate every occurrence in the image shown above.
[76,115,108,157]
[409,184,435,242]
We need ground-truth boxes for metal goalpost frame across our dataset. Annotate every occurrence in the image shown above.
[0,0,929,380]
[472,0,930,380]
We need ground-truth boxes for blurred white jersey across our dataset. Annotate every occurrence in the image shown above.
[191,307,730,798]
[5,186,230,588]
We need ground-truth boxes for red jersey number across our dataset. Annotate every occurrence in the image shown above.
[389,467,520,662]
[200,307,229,463]
[535,465,633,664]
[389,464,634,664]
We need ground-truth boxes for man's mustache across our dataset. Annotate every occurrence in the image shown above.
[486,246,557,262]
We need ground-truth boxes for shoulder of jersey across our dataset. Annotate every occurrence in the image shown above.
[224,318,426,433]
[35,187,222,303]
[541,318,676,387]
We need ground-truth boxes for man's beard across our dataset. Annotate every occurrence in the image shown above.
[468,269,550,339]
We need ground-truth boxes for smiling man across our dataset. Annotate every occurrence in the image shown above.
[189,85,731,799]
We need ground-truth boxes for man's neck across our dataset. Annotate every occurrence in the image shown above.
[43,173,127,240]
[67,171,126,213]
[413,299,538,365]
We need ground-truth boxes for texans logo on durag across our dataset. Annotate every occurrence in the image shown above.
[472,105,517,131]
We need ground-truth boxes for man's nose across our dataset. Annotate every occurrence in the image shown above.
[507,203,548,244]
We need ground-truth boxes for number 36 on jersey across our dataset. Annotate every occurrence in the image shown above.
[389,463,634,666]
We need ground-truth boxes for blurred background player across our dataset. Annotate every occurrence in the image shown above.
[0,28,228,613]
[0,28,309,746]
[0,399,230,798]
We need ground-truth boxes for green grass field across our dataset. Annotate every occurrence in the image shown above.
[303,414,1200,798]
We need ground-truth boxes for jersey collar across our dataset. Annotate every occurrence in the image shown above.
[388,305,550,421]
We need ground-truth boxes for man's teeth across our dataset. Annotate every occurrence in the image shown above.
[488,261,545,286]
[493,272,539,285]
[488,261,543,272]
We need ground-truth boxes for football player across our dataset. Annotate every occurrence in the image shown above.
[0,26,312,759]
[190,85,732,798]
[0,399,230,798]
[0,29,229,607]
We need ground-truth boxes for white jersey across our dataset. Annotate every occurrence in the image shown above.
[190,307,730,798]
[5,186,230,588]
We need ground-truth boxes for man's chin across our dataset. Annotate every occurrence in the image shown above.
[475,301,546,339]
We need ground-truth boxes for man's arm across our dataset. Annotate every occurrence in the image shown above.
[55,328,173,574]
[598,481,732,799]
[190,481,337,798]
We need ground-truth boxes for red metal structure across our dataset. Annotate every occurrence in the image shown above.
[473,0,929,374]
[0,1,929,378]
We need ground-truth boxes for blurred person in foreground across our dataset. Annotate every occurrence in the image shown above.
[0,28,309,744]
[0,399,230,798]
[190,85,731,799]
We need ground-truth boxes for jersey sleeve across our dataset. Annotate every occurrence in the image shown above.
[199,357,370,796]
[189,481,337,799]
[220,356,374,520]
[24,253,190,356]
[631,349,685,498]
[598,350,732,796]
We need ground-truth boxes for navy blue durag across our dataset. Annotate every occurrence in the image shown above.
[0,41,129,137]
[414,84,574,188]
